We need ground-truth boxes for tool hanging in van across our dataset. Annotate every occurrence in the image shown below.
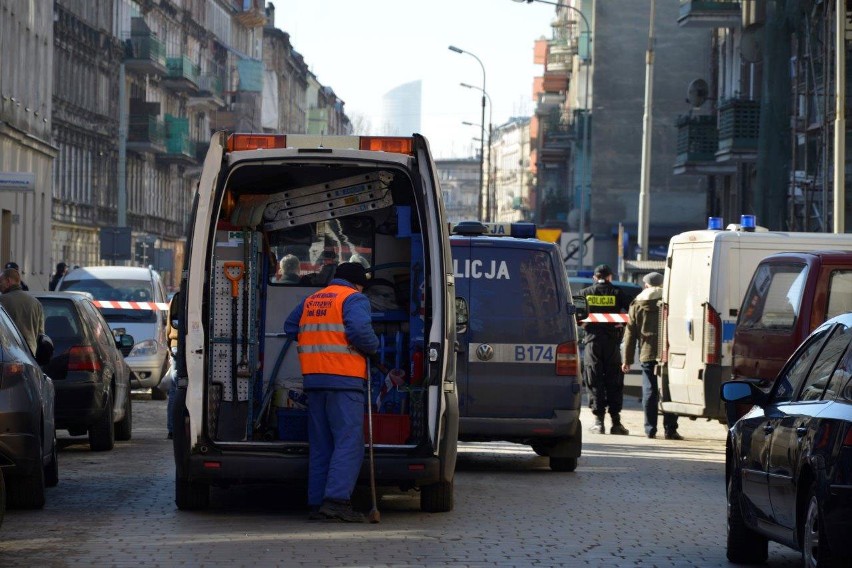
[237,230,251,379]
[220,260,248,441]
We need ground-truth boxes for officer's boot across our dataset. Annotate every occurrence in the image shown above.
[589,415,605,434]
[609,415,630,436]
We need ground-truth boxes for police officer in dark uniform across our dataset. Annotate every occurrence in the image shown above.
[579,264,632,435]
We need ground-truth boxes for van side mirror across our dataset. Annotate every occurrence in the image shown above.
[572,295,588,322]
[455,297,469,335]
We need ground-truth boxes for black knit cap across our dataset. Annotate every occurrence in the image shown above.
[594,264,613,278]
[4,262,19,270]
[335,262,369,287]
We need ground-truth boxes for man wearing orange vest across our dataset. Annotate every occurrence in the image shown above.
[285,262,379,522]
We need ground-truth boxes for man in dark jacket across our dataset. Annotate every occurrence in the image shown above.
[49,262,67,291]
[0,267,44,354]
[285,262,379,522]
[622,272,682,440]
[579,264,632,435]
[4,262,28,291]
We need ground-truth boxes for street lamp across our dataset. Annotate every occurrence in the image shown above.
[449,45,487,221]
[461,82,494,221]
[513,0,591,273]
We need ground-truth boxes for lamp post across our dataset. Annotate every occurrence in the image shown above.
[513,0,591,273]
[637,0,656,260]
[449,45,487,221]
[461,82,494,221]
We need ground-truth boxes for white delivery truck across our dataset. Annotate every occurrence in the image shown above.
[659,221,852,422]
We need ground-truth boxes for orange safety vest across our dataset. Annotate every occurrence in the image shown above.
[297,284,367,379]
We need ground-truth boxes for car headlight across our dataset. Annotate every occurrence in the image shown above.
[129,339,160,357]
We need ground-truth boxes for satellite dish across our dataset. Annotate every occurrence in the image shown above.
[687,79,709,108]
[740,26,764,63]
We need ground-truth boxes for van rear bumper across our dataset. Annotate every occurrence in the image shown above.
[459,409,580,441]
[186,451,442,487]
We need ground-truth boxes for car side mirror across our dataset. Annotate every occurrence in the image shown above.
[572,295,588,322]
[455,297,469,335]
[35,333,54,367]
[720,381,757,404]
[116,333,134,351]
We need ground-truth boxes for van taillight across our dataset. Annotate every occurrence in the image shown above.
[0,361,24,389]
[556,341,579,376]
[68,346,102,372]
[660,303,669,363]
[703,304,722,365]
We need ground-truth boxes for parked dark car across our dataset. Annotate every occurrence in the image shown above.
[0,306,57,510]
[33,293,134,451]
[721,312,852,566]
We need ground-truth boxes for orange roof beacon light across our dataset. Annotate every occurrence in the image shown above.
[359,136,414,155]
[226,134,287,152]
[226,133,415,155]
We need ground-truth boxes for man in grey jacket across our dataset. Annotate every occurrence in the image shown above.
[621,272,681,440]
[0,267,45,354]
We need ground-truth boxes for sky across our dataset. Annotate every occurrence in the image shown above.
[271,0,556,159]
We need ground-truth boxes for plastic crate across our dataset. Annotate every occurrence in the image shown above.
[364,413,411,445]
[277,409,309,441]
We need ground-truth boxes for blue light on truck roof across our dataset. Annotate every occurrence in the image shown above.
[707,217,724,230]
[510,223,536,238]
[741,214,756,231]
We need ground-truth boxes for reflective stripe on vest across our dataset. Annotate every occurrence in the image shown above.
[297,284,367,378]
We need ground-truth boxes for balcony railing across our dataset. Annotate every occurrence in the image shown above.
[124,33,166,75]
[188,74,225,110]
[672,115,735,174]
[678,0,741,28]
[158,115,196,164]
[127,114,165,153]
[164,56,199,92]
[717,98,760,156]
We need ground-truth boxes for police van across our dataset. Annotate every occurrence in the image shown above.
[171,132,459,512]
[451,221,583,471]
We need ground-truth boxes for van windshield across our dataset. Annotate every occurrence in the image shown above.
[58,278,157,323]
[738,263,808,331]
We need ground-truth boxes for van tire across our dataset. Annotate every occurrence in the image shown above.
[550,457,578,472]
[531,444,550,457]
[89,390,115,451]
[115,390,132,441]
[176,477,210,510]
[420,480,453,513]
[726,476,768,563]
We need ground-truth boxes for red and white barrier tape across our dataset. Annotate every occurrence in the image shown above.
[581,313,630,324]
[92,300,169,311]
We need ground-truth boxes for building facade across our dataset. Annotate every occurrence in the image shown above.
[490,117,532,223]
[436,158,480,224]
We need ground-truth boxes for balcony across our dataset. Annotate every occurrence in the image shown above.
[673,115,736,175]
[127,114,166,154]
[123,19,166,75]
[678,0,741,28]
[234,0,267,27]
[188,74,225,110]
[716,98,760,161]
[163,56,199,94]
[539,114,573,160]
[158,116,196,165]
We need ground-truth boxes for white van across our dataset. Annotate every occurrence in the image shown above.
[171,132,459,512]
[659,223,852,421]
[57,266,170,398]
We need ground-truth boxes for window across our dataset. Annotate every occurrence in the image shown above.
[738,263,808,331]
[773,326,832,403]
[826,270,852,320]
[41,300,82,339]
[798,324,852,402]
[58,278,157,323]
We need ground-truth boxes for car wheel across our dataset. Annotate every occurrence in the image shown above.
[151,385,167,400]
[115,389,132,441]
[550,456,578,472]
[44,434,59,488]
[420,480,453,513]
[89,389,115,451]
[803,483,835,568]
[726,476,768,564]
[175,476,210,511]
[6,455,46,510]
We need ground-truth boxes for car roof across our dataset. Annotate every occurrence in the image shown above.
[760,250,852,262]
[32,291,90,303]
[449,234,557,252]
[62,266,155,280]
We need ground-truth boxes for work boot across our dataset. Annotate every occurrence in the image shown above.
[589,416,605,434]
[609,416,630,436]
[318,499,367,523]
[665,430,684,441]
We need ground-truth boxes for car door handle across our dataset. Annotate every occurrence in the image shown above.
[763,424,774,435]
[796,426,807,437]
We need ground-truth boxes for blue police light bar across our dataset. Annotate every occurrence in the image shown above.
[453,221,537,238]
[707,217,724,230]
[510,223,536,238]
[741,214,756,232]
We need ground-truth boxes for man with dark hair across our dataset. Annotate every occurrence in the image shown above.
[0,267,44,353]
[622,272,682,440]
[578,264,632,435]
[49,262,67,291]
[284,262,379,522]
[4,262,28,291]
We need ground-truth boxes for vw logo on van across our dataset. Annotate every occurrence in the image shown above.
[476,343,494,361]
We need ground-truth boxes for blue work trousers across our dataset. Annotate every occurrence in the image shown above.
[641,361,678,435]
[306,389,365,506]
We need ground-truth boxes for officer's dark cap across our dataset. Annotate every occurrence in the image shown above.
[335,262,369,287]
[594,264,613,278]
[4,262,19,271]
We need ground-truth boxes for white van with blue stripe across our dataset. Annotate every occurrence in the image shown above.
[451,221,582,471]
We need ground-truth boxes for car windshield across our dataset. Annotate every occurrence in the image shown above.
[59,278,157,323]
[40,299,82,340]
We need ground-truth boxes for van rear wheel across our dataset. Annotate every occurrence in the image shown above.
[420,480,453,513]
[176,476,210,510]
[550,457,578,472]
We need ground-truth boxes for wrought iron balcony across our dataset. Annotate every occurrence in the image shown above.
[673,115,735,175]
[123,32,166,76]
[188,74,226,110]
[164,56,199,93]
[717,98,760,160]
[678,0,741,28]
[127,114,166,154]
